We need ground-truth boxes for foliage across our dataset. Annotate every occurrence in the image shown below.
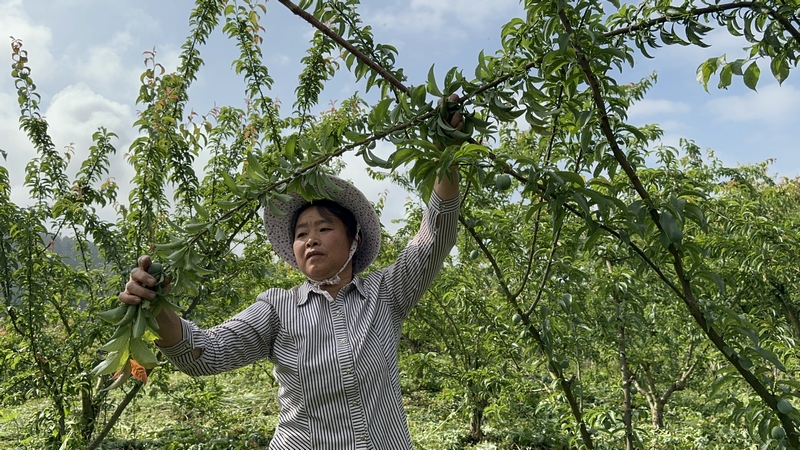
[3,0,800,448]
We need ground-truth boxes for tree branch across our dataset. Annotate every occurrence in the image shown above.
[525,227,562,317]
[278,0,409,94]
[603,1,800,45]
[559,7,797,444]
[88,381,144,449]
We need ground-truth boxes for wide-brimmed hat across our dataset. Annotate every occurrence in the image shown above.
[262,175,381,275]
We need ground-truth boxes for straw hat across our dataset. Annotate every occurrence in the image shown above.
[262,175,381,275]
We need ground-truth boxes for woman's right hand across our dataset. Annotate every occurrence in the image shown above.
[119,255,171,305]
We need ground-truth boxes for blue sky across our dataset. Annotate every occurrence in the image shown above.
[2,0,798,231]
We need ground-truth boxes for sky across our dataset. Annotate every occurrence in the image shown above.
[1,0,798,234]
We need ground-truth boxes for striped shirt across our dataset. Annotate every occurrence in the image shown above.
[160,192,460,450]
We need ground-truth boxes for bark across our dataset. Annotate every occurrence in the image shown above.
[618,311,635,450]
[468,399,488,443]
[610,259,635,450]
[774,283,800,338]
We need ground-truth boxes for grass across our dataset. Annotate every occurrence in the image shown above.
[1,361,505,450]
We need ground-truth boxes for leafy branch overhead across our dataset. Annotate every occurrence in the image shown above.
[112,0,800,444]
[5,0,800,448]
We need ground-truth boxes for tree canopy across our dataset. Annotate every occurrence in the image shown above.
[2,0,800,448]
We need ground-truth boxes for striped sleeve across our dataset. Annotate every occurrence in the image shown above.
[382,191,460,318]
[158,298,280,376]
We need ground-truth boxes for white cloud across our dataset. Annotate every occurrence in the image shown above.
[0,90,38,203]
[46,83,134,141]
[1,82,137,220]
[366,0,519,38]
[629,98,690,119]
[43,83,138,195]
[706,82,800,125]
[74,31,139,94]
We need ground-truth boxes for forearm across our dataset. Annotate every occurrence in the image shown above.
[433,165,459,201]
[383,191,460,315]
[154,307,204,360]
[153,307,183,347]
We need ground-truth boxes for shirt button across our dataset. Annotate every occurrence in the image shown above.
[345,368,353,375]
[339,338,348,344]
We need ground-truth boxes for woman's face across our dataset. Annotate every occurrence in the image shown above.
[292,206,354,281]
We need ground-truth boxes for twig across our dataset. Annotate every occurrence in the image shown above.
[603,2,800,44]
[88,382,144,449]
[278,0,409,93]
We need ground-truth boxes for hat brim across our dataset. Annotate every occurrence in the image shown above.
[263,176,381,275]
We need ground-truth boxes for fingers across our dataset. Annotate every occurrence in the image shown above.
[437,93,465,130]
[450,110,464,130]
[118,259,159,305]
[122,273,157,302]
[119,289,143,305]
[130,266,157,288]
[138,254,152,271]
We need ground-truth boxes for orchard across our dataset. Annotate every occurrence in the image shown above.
[2,0,800,448]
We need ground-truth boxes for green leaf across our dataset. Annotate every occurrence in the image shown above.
[129,337,159,369]
[770,58,789,85]
[743,62,760,91]
[284,134,298,158]
[132,306,146,339]
[718,64,733,89]
[426,65,442,98]
[659,210,683,246]
[98,305,129,324]
[751,346,786,372]
[696,60,714,92]
[268,198,288,217]
[100,329,131,352]
[92,352,123,376]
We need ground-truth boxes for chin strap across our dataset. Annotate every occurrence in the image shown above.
[307,223,360,288]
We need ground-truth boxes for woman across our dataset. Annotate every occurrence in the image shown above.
[120,107,463,450]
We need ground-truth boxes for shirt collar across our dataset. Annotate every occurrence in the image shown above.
[296,275,367,306]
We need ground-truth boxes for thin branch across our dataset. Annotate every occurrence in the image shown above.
[512,207,543,302]
[278,0,408,94]
[459,216,521,313]
[604,1,800,44]
[88,381,144,449]
[560,7,796,442]
[611,1,800,47]
[525,227,562,317]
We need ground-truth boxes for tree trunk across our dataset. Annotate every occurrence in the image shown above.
[610,259,635,450]
[468,398,487,443]
[80,385,95,442]
[617,299,635,450]
[652,401,665,430]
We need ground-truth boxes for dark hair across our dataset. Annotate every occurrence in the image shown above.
[289,199,358,241]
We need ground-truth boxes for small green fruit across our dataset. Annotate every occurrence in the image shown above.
[147,263,163,276]
[771,425,786,439]
[629,385,638,395]
[512,313,523,324]
[469,250,480,260]
[777,399,794,414]
[495,174,512,191]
